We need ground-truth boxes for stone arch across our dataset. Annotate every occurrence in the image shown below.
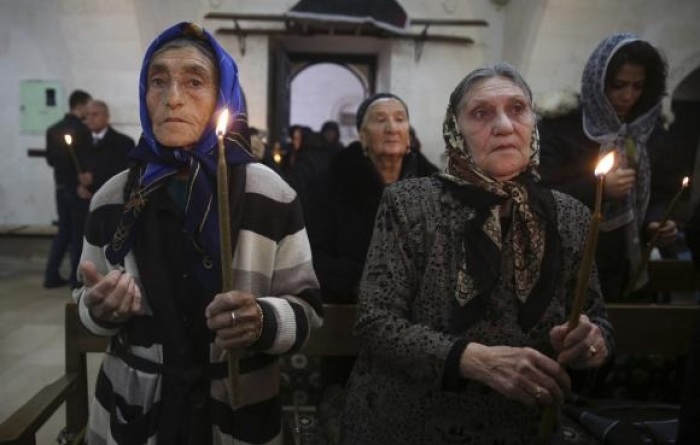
[289,62,368,143]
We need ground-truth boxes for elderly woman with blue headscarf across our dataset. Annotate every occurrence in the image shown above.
[539,33,678,300]
[74,23,322,444]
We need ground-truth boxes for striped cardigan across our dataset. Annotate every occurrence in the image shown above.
[75,162,323,444]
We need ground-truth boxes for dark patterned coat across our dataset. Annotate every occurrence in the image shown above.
[342,177,614,445]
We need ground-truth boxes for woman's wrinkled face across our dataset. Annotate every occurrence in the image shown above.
[457,76,534,181]
[359,98,410,163]
[146,46,218,149]
[605,63,646,118]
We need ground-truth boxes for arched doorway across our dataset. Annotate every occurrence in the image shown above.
[268,48,376,148]
[290,62,367,145]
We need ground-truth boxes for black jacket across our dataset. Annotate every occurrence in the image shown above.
[305,142,438,303]
[82,127,135,193]
[45,113,91,188]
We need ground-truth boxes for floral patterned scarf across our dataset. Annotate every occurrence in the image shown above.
[438,105,545,304]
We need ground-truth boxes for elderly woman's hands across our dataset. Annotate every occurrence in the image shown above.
[80,261,142,323]
[205,291,263,350]
[459,343,571,406]
[549,314,608,369]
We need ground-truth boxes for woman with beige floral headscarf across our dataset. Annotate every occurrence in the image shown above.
[341,63,614,445]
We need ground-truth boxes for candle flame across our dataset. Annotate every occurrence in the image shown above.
[595,152,615,176]
[216,109,229,138]
[273,153,282,164]
[64,134,72,145]
[682,176,689,188]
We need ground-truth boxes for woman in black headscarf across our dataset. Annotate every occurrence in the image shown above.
[341,63,613,445]
[307,93,437,305]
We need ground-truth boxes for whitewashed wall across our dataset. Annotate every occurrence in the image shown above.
[1,0,698,225]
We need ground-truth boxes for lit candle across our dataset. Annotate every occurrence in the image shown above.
[624,176,689,297]
[63,134,82,173]
[215,108,241,405]
[539,152,614,444]
[568,152,615,327]
[272,142,283,165]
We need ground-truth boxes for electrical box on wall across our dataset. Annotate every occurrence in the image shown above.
[20,80,64,134]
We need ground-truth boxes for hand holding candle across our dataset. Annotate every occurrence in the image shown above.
[538,152,614,444]
[215,109,241,405]
[647,176,688,248]
[624,176,689,298]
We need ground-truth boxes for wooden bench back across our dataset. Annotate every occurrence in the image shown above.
[648,259,700,292]
[1,264,698,445]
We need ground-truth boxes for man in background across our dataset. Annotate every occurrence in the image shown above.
[78,100,134,201]
[44,89,92,289]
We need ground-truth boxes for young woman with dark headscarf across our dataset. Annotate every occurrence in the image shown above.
[539,33,678,300]
[74,23,322,444]
[341,63,613,445]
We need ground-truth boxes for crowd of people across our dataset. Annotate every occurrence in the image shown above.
[40,21,699,445]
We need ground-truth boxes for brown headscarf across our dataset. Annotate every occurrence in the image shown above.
[438,65,545,304]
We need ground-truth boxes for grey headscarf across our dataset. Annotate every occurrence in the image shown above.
[581,33,660,231]
[581,33,663,289]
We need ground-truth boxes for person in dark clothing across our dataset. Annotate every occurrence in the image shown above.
[320,120,344,152]
[280,125,314,174]
[679,202,700,444]
[307,93,438,306]
[80,99,134,199]
[538,34,677,301]
[303,93,437,444]
[284,123,342,211]
[44,89,92,288]
[677,307,700,445]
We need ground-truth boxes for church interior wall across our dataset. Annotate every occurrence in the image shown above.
[0,0,698,225]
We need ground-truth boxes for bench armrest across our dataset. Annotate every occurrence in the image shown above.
[0,373,78,444]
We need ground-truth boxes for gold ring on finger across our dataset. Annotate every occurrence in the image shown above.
[589,344,598,357]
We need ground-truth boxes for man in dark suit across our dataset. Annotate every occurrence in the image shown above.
[79,99,134,200]
[44,89,92,288]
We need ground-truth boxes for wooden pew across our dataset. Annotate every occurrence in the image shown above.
[0,277,697,444]
[647,259,700,292]
[0,303,359,445]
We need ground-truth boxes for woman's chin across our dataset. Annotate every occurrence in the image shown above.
[154,135,199,149]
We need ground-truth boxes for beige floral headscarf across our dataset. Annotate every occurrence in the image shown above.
[439,99,545,304]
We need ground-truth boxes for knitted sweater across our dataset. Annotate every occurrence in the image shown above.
[75,162,323,445]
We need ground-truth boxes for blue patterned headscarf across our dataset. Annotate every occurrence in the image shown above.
[580,33,660,232]
[106,22,253,292]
